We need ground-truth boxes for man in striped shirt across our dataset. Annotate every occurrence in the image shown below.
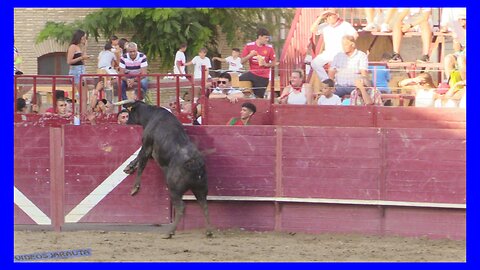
[119,42,149,101]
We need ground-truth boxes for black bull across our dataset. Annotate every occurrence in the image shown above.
[124,101,213,238]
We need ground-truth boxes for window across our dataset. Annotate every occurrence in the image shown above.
[38,52,69,75]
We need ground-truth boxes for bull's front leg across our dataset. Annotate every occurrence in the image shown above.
[130,145,153,196]
[124,156,140,175]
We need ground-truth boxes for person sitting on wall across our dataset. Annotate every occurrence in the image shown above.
[226,102,256,126]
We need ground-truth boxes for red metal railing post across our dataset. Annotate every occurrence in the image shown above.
[14,76,18,113]
[175,75,181,114]
[270,67,275,104]
[52,77,57,113]
[192,74,198,124]
[137,74,142,100]
[156,75,161,107]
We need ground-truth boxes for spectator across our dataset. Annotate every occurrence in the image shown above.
[310,9,358,83]
[440,8,466,33]
[174,43,188,76]
[304,44,313,76]
[98,42,118,90]
[119,42,149,102]
[227,102,257,126]
[16,98,38,114]
[110,35,119,51]
[388,8,432,63]
[443,11,466,83]
[279,70,314,105]
[362,8,380,32]
[328,35,368,97]
[117,109,129,124]
[67,29,90,87]
[210,72,244,103]
[435,81,466,108]
[398,73,437,107]
[369,53,392,94]
[185,48,212,80]
[116,37,129,69]
[14,41,23,75]
[98,42,118,75]
[350,78,383,106]
[317,79,341,105]
[88,81,105,111]
[239,27,276,98]
[212,48,243,72]
[46,98,71,116]
[361,8,396,33]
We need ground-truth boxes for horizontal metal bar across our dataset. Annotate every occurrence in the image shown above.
[182,195,465,209]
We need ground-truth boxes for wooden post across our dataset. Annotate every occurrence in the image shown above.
[274,126,283,231]
[49,127,65,232]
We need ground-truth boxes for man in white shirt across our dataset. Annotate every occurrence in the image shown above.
[328,35,368,97]
[310,9,358,83]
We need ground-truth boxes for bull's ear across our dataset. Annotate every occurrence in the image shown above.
[126,106,133,112]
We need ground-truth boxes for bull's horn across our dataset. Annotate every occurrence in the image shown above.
[112,99,135,106]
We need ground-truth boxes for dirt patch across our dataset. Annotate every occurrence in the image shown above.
[14,228,466,262]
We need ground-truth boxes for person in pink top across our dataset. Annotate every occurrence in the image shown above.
[239,27,276,98]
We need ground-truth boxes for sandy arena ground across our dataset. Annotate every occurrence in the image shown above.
[14,228,466,262]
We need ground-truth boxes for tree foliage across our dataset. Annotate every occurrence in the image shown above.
[36,8,293,69]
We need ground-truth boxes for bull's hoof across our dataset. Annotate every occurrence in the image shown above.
[130,185,141,196]
[206,230,214,238]
[162,232,175,239]
[123,165,137,175]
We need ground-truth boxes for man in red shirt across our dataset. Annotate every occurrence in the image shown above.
[227,102,256,126]
[240,28,276,98]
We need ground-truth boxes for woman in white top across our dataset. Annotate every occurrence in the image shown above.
[279,70,314,105]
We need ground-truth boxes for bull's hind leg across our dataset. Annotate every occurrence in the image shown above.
[163,192,185,239]
[192,187,213,238]
[130,146,152,196]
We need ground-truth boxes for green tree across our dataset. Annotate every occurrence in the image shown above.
[36,8,293,69]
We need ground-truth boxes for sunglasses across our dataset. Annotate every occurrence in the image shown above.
[218,80,228,85]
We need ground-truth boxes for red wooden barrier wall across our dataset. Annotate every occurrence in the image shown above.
[14,127,51,225]
[14,114,466,239]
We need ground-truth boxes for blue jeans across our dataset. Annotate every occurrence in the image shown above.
[69,65,85,85]
[121,77,149,100]
[334,85,356,98]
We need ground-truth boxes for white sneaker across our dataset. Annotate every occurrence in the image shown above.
[362,23,378,32]
[380,23,391,33]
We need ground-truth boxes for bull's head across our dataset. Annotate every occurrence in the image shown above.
[113,99,144,125]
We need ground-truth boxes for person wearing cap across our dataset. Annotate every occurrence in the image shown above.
[227,102,256,126]
[310,9,358,84]
[239,27,276,99]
